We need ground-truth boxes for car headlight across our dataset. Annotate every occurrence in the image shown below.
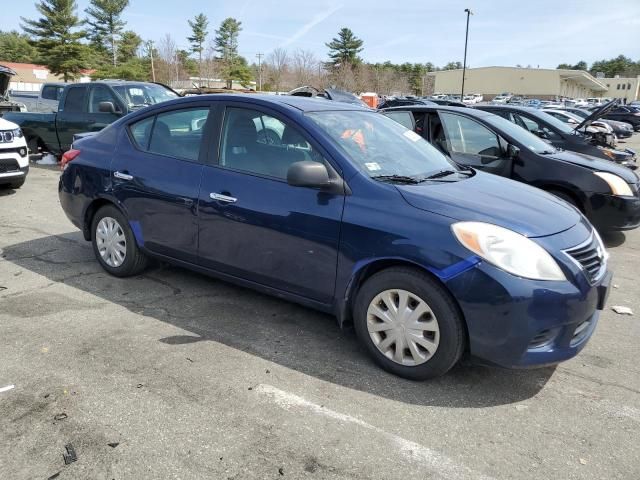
[12,128,23,138]
[594,172,633,196]
[451,222,566,281]
[601,149,616,160]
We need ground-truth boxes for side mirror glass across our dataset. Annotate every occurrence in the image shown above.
[98,101,117,114]
[287,161,330,188]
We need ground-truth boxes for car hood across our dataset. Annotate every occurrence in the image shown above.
[0,117,19,130]
[575,99,617,131]
[396,171,580,238]
[548,149,638,183]
[0,65,16,100]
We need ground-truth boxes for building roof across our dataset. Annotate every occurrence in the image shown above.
[430,66,608,92]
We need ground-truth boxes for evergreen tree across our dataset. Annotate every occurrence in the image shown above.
[0,31,39,63]
[187,13,208,83]
[214,18,252,88]
[326,28,363,67]
[118,30,142,63]
[85,0,129,66]
[21,0,91,82]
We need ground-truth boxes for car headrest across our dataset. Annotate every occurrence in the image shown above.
[227,116,257,146]
[281,125,306,146]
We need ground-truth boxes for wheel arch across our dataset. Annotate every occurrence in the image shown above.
[82,197,125,241]
[338,258,470,350]
[540,184,585,213]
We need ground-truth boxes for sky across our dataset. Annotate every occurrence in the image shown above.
[4,0,640,68]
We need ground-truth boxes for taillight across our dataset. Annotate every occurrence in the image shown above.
[60,149,81,170]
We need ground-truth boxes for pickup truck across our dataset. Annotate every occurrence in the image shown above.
[3,80,179,155]
[9,82,66,113]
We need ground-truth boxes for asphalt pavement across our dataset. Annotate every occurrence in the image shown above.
[1,145,639,479]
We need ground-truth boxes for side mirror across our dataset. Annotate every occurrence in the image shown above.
[287,161,330,188]
[534,129,548,139]
[98,101,117,114]
[507,144,520,159]
[567,118,578,124]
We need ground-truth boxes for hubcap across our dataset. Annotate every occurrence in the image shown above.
[96,217,127,268]
[367,289,440,366]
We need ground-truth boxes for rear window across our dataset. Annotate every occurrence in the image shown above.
[63,87,87,113]
[41,85,61,101]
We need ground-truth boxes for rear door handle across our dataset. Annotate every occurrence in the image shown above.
[210,193,237,203]
[114,171,133,181]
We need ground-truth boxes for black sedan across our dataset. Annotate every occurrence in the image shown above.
[475,104,635,165]
[592,105,640,131]
[382,105,640,232]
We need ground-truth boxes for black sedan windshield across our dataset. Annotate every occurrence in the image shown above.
[484,115,557,154]
[306,110,457,179]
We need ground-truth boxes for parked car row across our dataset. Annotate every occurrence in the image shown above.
[58,94,617,381]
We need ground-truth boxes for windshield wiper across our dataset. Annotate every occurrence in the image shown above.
[424,169,458,180]
[371,175,422,184]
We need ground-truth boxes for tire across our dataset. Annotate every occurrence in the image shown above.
[10,179,25,189]
[91,205,148,277]
[353,267,465,380]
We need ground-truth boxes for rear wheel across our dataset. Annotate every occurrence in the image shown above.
[91,205,148,277]
[353,267,465,380]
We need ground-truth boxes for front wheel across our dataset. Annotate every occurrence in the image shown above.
[353,267,465,380]
[91,205,148,277]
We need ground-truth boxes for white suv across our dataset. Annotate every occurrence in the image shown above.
[0,117,29,189]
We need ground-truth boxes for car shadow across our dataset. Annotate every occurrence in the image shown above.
[2,232,555,408]
[602,231,626,248]
[0,186,17,197]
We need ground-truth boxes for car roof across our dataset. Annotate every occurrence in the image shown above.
[150,93,371,113]
[382,104,495,118]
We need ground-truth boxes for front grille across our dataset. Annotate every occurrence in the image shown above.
[564,234,606,284]
[0,131,15,143]
[0,158,20,173]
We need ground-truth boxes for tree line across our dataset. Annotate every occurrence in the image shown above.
[557,55,640,78]
[3,0,638,94]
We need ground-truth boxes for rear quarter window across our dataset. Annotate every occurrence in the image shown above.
[129,116,155,150]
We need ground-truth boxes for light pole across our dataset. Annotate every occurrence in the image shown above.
[461,8,473,98]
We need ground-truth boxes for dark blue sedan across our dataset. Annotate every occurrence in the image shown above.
[59,94,611,379]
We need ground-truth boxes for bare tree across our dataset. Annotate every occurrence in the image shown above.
[291,49,318,87]
[266,47,288,92]
[157,33,177,84]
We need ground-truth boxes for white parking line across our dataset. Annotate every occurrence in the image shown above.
[0,385,15,393]
[255,384,495,480]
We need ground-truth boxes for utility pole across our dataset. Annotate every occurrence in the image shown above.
[256,53,263,91]
[147,41,156,82]
[461,8,473,98]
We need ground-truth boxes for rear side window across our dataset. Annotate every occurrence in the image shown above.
[383,111,415,130]
[130,116,154,150]
[41,85,59,100]
[129,108,210,162]
[63,87,87,113]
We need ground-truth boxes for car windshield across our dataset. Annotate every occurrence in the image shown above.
[531,110,576,134]
[306,110,458,179]
[484,115,557,155]
[112,84,179,109]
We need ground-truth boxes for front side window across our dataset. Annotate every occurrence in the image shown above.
[439,113,500,158]
[63,87,87,113]
[307,110,455,179]
[89,85,120,113]
[220,107,324,180]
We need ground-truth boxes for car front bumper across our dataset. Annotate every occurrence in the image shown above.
[588,193,640,231]
[444,224,609,369]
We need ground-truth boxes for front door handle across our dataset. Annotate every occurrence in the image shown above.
[210,193,237,203]
[114,171,133,181]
